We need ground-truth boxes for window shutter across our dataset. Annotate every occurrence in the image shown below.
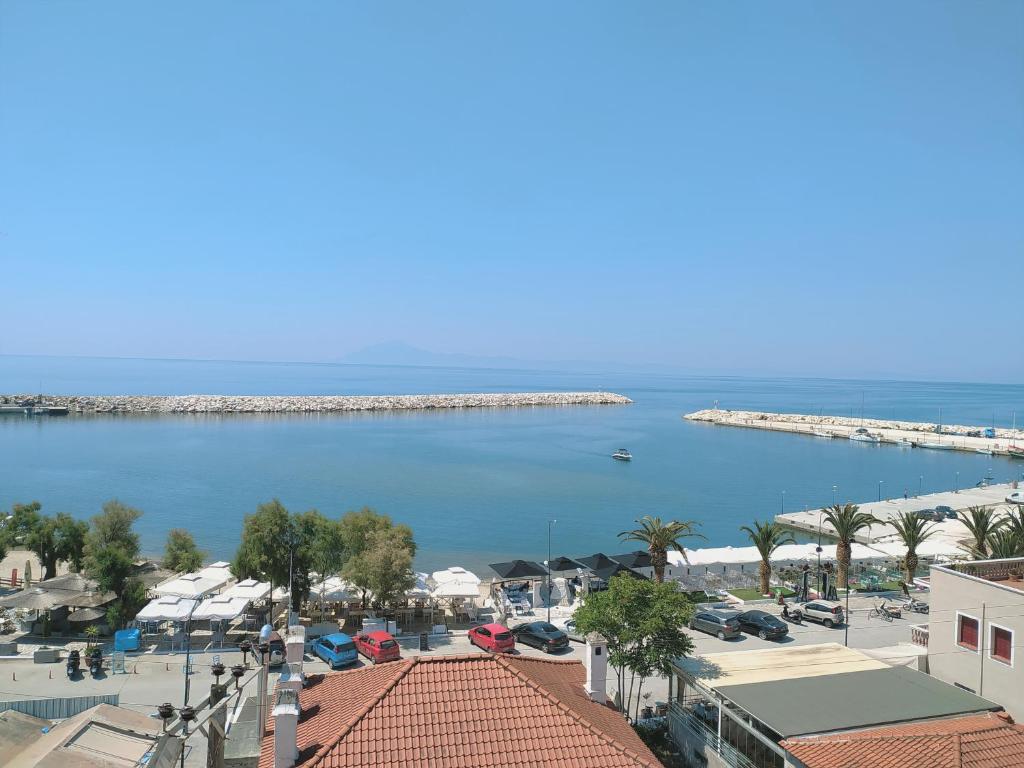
[959,616,979,649]
[993,627,1012,663]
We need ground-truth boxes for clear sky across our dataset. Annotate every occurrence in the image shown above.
[1,2,1021,380]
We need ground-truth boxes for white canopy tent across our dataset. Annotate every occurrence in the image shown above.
[430,566,480,586]
[669,542,892,571]
[222,578,271,601]
[154,565,232,599]
[309,576,355,602]
[136,596,199,622]
[191,595,251,621]
[406,572,431,598]
[866,538,966,560]
[431,581,481,599]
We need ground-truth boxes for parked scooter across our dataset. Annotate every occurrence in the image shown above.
[66,649,80,679]
[88,647,103,677]
[781,604,803,624]
[898,596,929,614]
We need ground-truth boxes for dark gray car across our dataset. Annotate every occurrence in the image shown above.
[688,609,741,640]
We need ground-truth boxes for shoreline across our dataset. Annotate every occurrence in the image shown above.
[1,391,632,414]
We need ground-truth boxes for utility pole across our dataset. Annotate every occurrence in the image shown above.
[546,520,556,623]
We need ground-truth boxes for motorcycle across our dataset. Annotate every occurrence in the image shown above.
[88,648,103,677]
[898,596,929,614]
[66,649,80,679]
[781,604,803,624]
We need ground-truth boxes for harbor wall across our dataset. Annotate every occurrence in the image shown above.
[0,392,632,414]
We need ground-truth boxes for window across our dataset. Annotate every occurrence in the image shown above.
[477,627,491,637]
[991,625,1013,665]
[957,614,979,651]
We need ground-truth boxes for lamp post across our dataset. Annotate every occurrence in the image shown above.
[918,476,923,498]
[955,471,960,494]
[832,485,837,507]
[878,480,884,502]
[816,509,824,595]
[547,519,556,623]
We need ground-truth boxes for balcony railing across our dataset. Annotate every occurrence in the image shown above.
[910,623,929,647]
[668,701,762,768]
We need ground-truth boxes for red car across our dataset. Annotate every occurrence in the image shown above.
[354,631,401,664]
[468,623,516,653]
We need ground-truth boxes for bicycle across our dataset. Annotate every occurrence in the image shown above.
[867,601,895,622]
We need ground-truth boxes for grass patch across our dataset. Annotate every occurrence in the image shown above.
[727,587,795,602]
[854,580,903,593]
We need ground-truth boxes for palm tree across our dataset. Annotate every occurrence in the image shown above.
[890,512,936,585]
[999,505,1024,547]
[986,528,1024,560]
[740,520,795,595]
[821,503,879,589]
[957,506,1004,559]
[619,516,705,582]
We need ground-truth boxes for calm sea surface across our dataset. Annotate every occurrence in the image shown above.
[1,355,1022,574]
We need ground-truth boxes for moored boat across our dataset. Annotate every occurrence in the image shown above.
[611,448,632,461]
[849,433,880,443]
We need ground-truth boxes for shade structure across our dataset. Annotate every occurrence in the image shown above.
[547,556,583,572]
[222,578,271,601]
[271,586,290,602]
[154,571,227,599]
[136,596,198,622]
[489,560,548,579]
[406,572,431,598]
[593,562,648,581]
[310,576,354,602]
[576,553,620,572]
[611,551,653,569]
[430,567,481,586]
[67,606,106,623]
[192,595,250,621]
[431,581,481,599]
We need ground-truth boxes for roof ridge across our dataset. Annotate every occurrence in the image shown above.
[493,654,660,768]
[307,657,417,768]
[953,732,963,768]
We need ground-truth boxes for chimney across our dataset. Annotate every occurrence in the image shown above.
[285,625,305,665]
[272,688,300,768]
[584,632,608,704]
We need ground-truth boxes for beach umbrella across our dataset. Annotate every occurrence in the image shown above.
[406,572,431,598]
[547,556,583,572]
[431,581,480,599]
[67,607,106,623]
[576,553,619,572]
[611,551,653,569]
[489,560,548,580]
[430,567,481,586]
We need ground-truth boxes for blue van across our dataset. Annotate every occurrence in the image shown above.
[311,632,358,669]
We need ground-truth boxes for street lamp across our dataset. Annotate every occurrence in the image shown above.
[918,476,923,498]
[832,485,837,507]
[955,471,960,494]
[878,480,884,502]
[546,519,556,623]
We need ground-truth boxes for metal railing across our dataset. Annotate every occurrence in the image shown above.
[668,701,760,768]
[0,693,119,720]
[910,623,929,647]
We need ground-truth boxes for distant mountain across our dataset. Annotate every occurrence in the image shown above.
[340,342,688,374]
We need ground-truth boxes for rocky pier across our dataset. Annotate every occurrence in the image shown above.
[1,392,632,415]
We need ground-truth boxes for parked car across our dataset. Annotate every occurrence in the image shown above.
[266,631,286,668]
[1007,491,1024,505]
[935,505,956,520]
[735,610,789,640]
[468,623,516,653]
[915,508,939,521]
[797,601,845,628]
[511,621,570,653]
[562,619,585,643]
[354,630,402,664]
[311,632,358,669]
[688,609,741,640]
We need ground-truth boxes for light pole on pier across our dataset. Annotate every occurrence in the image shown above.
[832,485,837,507]
[918,476,923,498]
[955,471,960,494]
[878,480,884,502]
[546,519,556,623]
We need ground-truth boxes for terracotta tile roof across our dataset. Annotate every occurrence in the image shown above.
[783,712,1024,768]
[258,653,661,768]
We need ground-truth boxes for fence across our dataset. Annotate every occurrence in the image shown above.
[0,693,120,720]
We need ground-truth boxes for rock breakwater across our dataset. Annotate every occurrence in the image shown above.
[3,392,632,414]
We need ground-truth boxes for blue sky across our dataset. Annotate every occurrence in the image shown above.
[1,2,1021,380]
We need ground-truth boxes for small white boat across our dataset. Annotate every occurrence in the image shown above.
[849,433,880,443]
[975,447,994,455]
[918,442,954,450]
[611,448,632,461]
[811,429,833,439]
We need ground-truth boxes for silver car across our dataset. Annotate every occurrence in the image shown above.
[689,609,742,640]
[797,601,845,628]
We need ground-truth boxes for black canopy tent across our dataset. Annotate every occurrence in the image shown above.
[593,562,648,582]
[610,551,652,569]
[547,556,584,572]
[576,553,620,572]
[489,559,548,580]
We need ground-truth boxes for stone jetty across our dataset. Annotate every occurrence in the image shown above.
[2,392,632,414]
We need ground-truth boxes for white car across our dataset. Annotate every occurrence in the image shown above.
[1007,491,1024,505]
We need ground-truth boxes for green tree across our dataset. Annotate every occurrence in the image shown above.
[55,513,88,572]
[83,500,144,628]
[958,506,1004,559]
[618,516,705,582]
[890,512,936,584]
[163,529,205,572]
[573,575,694,718]
[342,527,415,610]
[339,507,416,559]
[821,503,879,589]
[986,528,1024,560]
[4,503,90,579]
[740,520,796,595]
[339,508,416,607]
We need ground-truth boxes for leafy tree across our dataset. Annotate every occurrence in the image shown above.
[4,503,90,579]
[958,506,1004,559]
[339,508,416,607]
[573,575,694,719]
[163,529,205,572]
[83,500,143,628]
[890,512,936,584]
[821,503,879,589]
[986,528,1024,560]
[55,513,89,572]
[618,516,705,582]
[339,507,416,559]
[740,520,796,595]
[342,527,415,609]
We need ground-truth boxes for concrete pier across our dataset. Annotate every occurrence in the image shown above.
[776,482,1020,546]
[685,409,1024,457]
